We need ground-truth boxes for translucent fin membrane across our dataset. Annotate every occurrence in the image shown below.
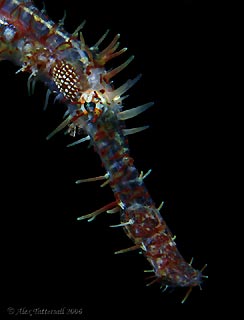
[117,102,154,120]
[92,29,110,49]
[181,287,193,304]
[157,200,164,211]
[106,207,120,214]
[99,33,120,56]
[72,20,86,37]
[43,89,52,111]
[110,219,134,228]
[77,201,118,222]
[104,55,134,82]
[66,136,90,147]
[75,173,109,184]
[46,115,72,140]
[96,33,127,65]
[58,10,67,27]
[123,125,149,136]
[114,244,141,255]
[111,74,142,100]
[139,169,152,180]
[27,72,37,96]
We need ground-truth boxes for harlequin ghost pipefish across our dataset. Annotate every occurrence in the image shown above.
[0,0,207,302]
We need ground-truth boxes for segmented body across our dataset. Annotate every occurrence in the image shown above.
[0,0,204,299]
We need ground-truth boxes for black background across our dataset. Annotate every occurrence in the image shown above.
[1,0,209,318]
